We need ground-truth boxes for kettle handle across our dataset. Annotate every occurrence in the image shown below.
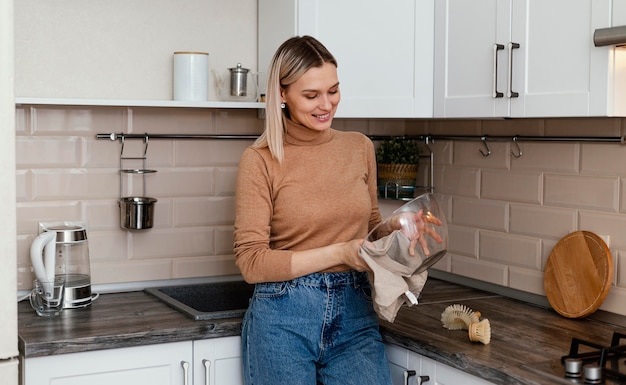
[30,231,57,284]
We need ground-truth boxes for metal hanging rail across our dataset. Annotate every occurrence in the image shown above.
[96,132,626,144]
[424,134,626,143]
[96,133,259,141]
[95,132,625,197]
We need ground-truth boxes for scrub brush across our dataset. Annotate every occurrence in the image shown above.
[468,319,491,345]
[441,304,481,330]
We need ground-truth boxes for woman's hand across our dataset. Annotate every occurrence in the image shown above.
[390,210,443,256]
[335,239,372,272]
[290,239,371,278]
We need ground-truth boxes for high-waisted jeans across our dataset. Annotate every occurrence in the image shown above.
[241,271,392,385]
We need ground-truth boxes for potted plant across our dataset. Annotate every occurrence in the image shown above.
[375,138,420,199]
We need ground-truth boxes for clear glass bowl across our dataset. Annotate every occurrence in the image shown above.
[365,193,448,274]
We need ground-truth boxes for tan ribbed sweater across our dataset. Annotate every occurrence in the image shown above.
[233,119,382,283]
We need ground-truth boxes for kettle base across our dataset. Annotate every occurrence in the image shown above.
[63,274,93,309]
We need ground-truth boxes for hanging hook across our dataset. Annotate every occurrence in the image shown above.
[143,133,150,158]
[479,136,491,157]
[119,133,126,157]
[424,135,433,155]
[510,136,523,158]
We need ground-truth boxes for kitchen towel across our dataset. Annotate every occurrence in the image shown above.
[359,230,428,323]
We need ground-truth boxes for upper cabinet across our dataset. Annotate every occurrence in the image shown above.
[258,0,435,118]
[434,0,626,118]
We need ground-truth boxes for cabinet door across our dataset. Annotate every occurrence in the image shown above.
[194,336,243,385]
[435,0,617,118]
[258,0,434,118]
[510,0,613,117]
[421,355,495,385]
[386,344,429,385]
[434,0,512,118]
[23,342,192,385]
[386,344,410,385]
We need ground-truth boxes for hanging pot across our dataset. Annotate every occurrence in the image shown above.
[120,197,157,230]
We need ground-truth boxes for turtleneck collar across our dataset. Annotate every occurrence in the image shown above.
[284,118,333,146]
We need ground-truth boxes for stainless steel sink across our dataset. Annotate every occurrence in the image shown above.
[144,280,254,320]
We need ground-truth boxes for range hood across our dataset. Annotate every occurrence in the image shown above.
[594,25,626,47]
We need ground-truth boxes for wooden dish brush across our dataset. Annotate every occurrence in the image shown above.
[440,304,481,330]
[468,319,491,345]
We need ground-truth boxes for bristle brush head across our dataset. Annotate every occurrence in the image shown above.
[441,304,481,330]
[468,319,491,345]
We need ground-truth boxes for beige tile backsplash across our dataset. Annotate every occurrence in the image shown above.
[15,106,626,315]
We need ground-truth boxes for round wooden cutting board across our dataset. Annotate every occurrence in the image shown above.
[544,231,613,318]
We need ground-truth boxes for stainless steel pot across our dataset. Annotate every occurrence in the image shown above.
[120,197,157,230]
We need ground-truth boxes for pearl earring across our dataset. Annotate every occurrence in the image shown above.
[280,102,286,109]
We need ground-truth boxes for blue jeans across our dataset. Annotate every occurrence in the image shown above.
[241,271,392,385]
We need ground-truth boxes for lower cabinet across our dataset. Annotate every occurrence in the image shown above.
[193,336,244,385]
[386,344,495,385]
[21,336,243,385]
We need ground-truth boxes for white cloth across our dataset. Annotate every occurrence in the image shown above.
[359,230,428,323]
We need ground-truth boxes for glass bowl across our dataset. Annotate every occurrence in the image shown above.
[364,193,448,274]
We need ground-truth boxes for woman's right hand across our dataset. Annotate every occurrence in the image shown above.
[335,239,371,272]
[290,239,372,278]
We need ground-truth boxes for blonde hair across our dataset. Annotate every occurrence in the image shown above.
[252,36,337,163]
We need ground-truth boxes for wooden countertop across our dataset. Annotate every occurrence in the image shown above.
[18,278,626,385]
[18,289,242,358]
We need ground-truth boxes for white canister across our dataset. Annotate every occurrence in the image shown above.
[173,51,209,101]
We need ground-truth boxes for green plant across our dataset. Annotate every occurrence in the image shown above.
[375,138,420,164]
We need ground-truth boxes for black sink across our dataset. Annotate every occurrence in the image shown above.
[144,280,255,320]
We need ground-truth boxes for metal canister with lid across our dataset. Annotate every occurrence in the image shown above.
[229,63,250,96]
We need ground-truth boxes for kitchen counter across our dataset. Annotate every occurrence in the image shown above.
[18,278,626,384]
[17,289,243,358]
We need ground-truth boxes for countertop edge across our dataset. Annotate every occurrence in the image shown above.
[20,324,243,358]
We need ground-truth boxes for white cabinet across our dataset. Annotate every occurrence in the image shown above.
[434,0,626,118]
[22,342,192,385]
[22,337,243,385]
[258,0,435,118]
[420,355,495,385]
[193,336,244,385]
[385,344,494,385]
[386,344,426,385]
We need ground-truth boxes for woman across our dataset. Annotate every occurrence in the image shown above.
[233,35,394,385]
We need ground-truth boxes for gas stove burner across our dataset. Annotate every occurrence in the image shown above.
[564,358,583,378]
[522,331,626,385]
[583,364,602,384]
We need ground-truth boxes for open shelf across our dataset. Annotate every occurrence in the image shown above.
[15,97,265,109]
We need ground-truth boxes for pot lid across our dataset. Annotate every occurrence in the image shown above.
[228,63,249,74]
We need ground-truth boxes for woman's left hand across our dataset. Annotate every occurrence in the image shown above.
[394,210,443,256]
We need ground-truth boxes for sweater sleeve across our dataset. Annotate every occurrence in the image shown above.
[233,147,294,283]
[366,138,383,232]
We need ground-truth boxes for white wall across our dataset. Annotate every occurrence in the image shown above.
[14,0,258,101]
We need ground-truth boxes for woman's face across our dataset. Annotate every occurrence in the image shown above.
[281,62,340,131]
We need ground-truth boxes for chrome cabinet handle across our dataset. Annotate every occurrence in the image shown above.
[492,44,505,98]
[507,42,520,98]
[181,361,190,385]
[203,359,211,385]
